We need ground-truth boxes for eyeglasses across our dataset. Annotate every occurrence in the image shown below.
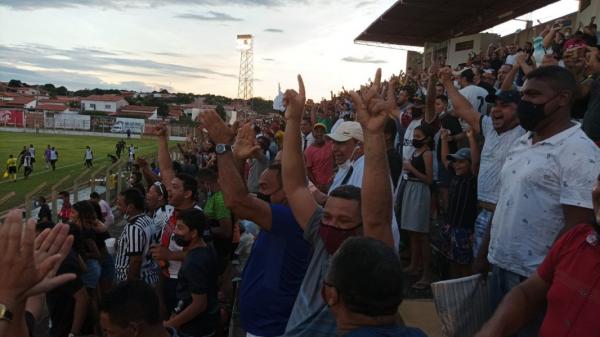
[153,181,166,196]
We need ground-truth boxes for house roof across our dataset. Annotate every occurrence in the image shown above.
[354,0,560,46]
[36,104,68,112]
[2,96,36,105]
[120,105,157,112]
[82,95,126,102]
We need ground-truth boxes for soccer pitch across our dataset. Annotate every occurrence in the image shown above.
[0,131,166,212]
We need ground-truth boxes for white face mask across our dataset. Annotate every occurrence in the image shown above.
[338,144,360,171]
[453,80,461,89]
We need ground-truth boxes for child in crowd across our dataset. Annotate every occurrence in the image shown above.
[165,208,219,337]
[440,128,480,278]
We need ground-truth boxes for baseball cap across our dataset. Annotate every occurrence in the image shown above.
[447,147,471,161]
[313,123,327,131]
[485,90,521,104]
[325,121,363,142]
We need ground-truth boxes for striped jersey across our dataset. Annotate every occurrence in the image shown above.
[114,213,159,285]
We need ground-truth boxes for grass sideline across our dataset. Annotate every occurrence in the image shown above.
[0,131,168,212]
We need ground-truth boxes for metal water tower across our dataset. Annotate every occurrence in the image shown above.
[237,34,254,100]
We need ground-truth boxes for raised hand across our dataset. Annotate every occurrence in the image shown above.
[154,123,169,138]
[438,66,452,83]
[350,68,395,134]
[0,210,74,302]
[200,110,235,145]
[283,75,306,122]
[233,123,262,161]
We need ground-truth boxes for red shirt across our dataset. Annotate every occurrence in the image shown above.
[537,223,600,337]
[304,142,333,187]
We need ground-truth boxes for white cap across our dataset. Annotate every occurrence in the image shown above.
[325,121,363,142]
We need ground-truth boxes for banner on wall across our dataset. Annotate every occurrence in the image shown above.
[112,117,145,134]
[0,109,24,127]
[45,113,91,130]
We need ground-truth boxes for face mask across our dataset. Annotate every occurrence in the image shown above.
[339,144,360,171]
[256,192,271,203]
[318,222,362,255]
[412,139,425,148]
[453,80,460,89]
[173,234,191,247]
[517,95,557,131]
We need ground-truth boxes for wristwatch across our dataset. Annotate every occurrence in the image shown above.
[215,144,232,155]
[0,303,13,322]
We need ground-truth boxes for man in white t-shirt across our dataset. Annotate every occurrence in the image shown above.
[457,69,489,117]
[441,67,527,263]
[487,67,600,335]
[84,145,94,168]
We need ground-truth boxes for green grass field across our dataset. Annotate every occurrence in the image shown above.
[0,131,166,212]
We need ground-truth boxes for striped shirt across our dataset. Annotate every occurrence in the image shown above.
[150,204,175,244]
[115,213,159,285]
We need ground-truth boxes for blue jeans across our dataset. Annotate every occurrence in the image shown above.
[491,265,544,337]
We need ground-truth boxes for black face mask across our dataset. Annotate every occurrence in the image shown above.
[517,95,557,131]
[412,139,425,148]
[256,192,271,203]
[173,234,191,247]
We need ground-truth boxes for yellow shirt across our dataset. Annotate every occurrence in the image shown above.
[7,158,16,167]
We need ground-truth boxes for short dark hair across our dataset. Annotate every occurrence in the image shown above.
[326,237,403,316]
[329,185,361,204]
[435,95,448,104]
[460,69,475,83]
[119,189,145,211]
[175,173,198,200]
[58,191,69,198]
[525,66,577,103]
[266,163,282,185]
[90,192,100,200]
[178,208,207,236]
[197,168,218,182]
[99,280,161,328]
[38,196,46,203]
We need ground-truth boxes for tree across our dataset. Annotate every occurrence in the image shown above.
[55,86,68,96]
[157,102,169,119]
[216,104,227,121]
[8,79,22,87]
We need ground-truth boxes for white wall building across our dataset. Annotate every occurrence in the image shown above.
[81,95,128,113]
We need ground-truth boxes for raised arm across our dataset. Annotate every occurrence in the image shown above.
[154,124,174,186]
[466,128,480,176]
[440,129,451,170]
[282,75,318,231]
[201,110,274,231]
[439,67,482,133]
[350,68,394,248]
[424,64,439,124]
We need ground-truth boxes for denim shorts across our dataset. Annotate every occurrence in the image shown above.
[81,259,101,288]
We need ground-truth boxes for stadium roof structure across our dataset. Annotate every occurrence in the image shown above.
[355,0,559,47]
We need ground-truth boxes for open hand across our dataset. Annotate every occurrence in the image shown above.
[0,210,74,301]
[200,110,235,145]
[233,123,262,161]
[283,75,306,122]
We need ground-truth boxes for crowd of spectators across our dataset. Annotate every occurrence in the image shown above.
[1,16,600,337]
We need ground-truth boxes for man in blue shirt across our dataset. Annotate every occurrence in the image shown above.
[201,110,311,337]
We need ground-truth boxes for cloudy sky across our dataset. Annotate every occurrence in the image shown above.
[0,0,577,100]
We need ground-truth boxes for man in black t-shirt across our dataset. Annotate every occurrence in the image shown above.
[165,208,219,337]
